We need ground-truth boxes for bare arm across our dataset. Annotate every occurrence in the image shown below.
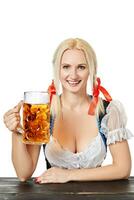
[12,133,41,181]
[68,100,132,181]
[4,101,41,181]
[36,139,132,184]
[68,140,131,181]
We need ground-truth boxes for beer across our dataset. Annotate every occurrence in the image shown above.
[23,92,50,144]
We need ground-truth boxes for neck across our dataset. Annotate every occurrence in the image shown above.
[60,90,91,111]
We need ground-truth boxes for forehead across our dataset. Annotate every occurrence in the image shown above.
[61,49,87,64]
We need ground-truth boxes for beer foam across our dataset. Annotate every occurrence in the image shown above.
[24,91,49,104]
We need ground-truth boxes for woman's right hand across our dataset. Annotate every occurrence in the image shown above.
[3,101,23,133]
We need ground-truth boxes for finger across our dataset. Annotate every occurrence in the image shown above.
[5,116,19,127]
[16,127,24,134]
[5,113,20,121]
[3,109,15,120]
[38,175,50,182]
[39,176,52,184]
[40,176,59,184]
[6,118,20,131]
[11,123,21,132]
[40,179,52,184]
[3,113,20,127]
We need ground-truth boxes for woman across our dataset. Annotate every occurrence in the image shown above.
[3,38,133,183]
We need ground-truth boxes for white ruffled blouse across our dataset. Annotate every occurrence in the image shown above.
[44,100,133,169]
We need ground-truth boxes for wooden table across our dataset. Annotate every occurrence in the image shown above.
[0,177,134,200]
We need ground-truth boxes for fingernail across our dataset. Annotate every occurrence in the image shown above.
[36,180,41,184]
[34,180,40,184]
[34,178,37,182]
[34,177,39,183]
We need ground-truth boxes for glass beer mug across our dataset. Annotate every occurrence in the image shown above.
[22,91,50,144]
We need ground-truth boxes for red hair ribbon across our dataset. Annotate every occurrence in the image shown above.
[47,80,56,104]
[88,77,112,115]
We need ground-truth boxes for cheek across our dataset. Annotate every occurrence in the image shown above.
[81,71,89,80]
[60,70,68,80]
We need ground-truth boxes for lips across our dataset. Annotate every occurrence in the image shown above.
[66,80,81,87]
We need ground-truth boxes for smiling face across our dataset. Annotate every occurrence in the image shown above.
[60,49,89,93]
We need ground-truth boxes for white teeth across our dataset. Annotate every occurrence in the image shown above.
[67,80,81,87]
[68,81,80,84]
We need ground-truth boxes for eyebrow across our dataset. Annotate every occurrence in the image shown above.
[61,63,87,66]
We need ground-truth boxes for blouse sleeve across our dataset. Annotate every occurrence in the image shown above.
[100,100,134,145]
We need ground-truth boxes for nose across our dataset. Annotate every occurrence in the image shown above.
[69,68,78,79]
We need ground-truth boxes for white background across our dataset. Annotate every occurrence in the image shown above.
[0,0,134,177]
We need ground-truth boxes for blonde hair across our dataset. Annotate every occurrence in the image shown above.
[51,38,105,118]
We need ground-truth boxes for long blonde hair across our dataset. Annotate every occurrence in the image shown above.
[51,38,105,118]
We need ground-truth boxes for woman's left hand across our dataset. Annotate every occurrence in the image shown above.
[35,167,70,184]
